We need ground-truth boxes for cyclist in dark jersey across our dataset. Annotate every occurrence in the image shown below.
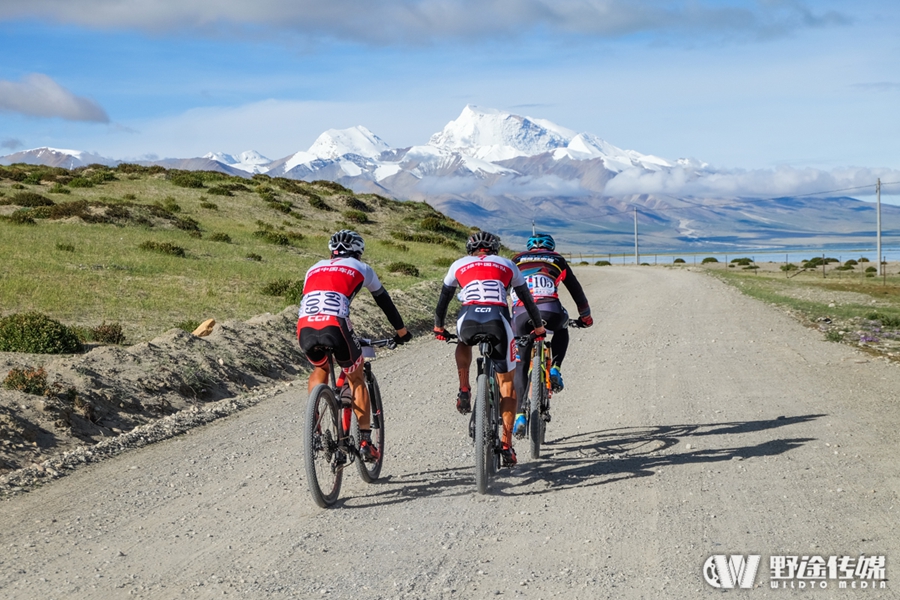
[511,232,592,437]
[297,230,412,461]
[434,231,546,466]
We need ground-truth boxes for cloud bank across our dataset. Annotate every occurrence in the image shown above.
[0,0,848,44]
[0,74,109,122]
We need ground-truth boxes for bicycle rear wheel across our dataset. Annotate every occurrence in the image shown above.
[473,373,491,494]
[303,384,343,508]
[529,347,544,459]
[355,366,384,482]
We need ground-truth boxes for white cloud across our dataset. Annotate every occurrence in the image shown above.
[0,0,848,44]
[0,74,109,122]
[604,165,900,199]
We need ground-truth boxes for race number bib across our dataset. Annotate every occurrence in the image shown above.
[511,274,556,304]
[460,279,505,304]
[525,274,556,298]
[299,290,350,318]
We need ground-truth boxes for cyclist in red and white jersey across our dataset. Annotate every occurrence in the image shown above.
[433,231,546,466]
[297,230,411,462]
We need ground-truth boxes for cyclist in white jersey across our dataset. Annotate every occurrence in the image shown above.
[433,231,546,466]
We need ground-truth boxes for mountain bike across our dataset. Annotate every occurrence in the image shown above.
[445,332,508,494]
[303,337,394,508]
[518,319,586,459]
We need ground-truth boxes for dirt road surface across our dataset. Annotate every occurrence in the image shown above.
[2,267,898,599]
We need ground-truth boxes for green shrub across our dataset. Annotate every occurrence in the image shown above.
[866,313,900,328]
[866,273,875,278]
[433,257,454,267]
[208,232,231,243]
[68,177,94,188]
[391,231,458,249]
[10,191,54,207]
[865,266,877,273]
[388,262,420,277]
[160,197,182,213]
[3,366,49,395]
[207,186,233,196]
[858,257,870,263]
[781,263,798,271]
[312,180,351,193]
[174,216,201,232]
[91,322,125,345]
[380,240,409,252]
[742,265,759,270]
[261,278,304,303]
[0,313,83,354]
[246,253,263,262]
[701,257,718,264]
[343,209,369,224]
[344,197,371,212]
[673,258,685,264]
[825,330,844,343]
[731,257,753,266]
[640,262,650,266]
[595,260,611,266]
[253,230,290,245]
[199,201,219,210]
[844,259,858,266]
[55,243,75,252]
[175,319,201,333]
[169,172,205,188]
[49,183,71,194]
[7,210,37,225]
[138,241,186,257]
[11,183,26,189]
[308,196,334,211]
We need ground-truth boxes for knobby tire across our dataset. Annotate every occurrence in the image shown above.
[304,384,343,508]
[529,346,544,459]
[355,367,385,482]
[474,373,491,494]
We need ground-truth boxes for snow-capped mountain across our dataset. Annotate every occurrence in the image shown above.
[0,147,118,169]
[202,150,271,174]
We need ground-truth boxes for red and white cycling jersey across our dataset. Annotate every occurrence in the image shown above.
[298,257,382,328]
[443,255,525,306]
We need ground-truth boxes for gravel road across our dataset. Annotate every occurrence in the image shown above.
[2,267,899,599]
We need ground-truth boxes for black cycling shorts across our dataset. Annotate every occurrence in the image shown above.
[298,319,363,373]
[456,305,516,373]
[512,299,569,335]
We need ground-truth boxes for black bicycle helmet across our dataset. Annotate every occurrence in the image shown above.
[329,229,365,257]
[466,231,501,255]
[527,232,556,251]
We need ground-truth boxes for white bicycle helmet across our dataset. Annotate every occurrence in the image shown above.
[329,229,365,257]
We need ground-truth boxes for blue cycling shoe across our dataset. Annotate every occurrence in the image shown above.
[549,366,564,392]
[513,413,527,439]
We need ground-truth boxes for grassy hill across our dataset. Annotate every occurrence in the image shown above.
[0,163,472,343]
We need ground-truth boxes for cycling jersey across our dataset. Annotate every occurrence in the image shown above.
[511,249,591,317]
[443,254,525,306]
[297,256,405,372]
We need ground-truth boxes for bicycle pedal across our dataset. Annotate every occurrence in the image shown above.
[543,412,552,423]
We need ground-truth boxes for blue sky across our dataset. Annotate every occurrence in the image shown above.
[1,0,899,198]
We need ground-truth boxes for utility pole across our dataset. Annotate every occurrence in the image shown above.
[877,178,882,276]
[633,207,639,266]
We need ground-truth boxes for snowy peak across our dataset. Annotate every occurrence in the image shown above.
[203,150,271,174]
[0,147,116,168]
[307,126,390,160]
[428,105,575,162]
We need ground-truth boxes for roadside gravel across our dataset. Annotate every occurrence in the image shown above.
[2,267,899,599]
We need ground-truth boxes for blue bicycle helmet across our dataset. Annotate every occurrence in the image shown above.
[526,232,555,251]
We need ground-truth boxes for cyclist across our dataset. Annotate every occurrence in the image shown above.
[433,230,546,466]
[297,230,412,462]
[511,232,592,437]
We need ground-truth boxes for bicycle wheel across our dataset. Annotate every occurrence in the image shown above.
[529,346,544,459]
[303,384,343,508]
[355,366,384,482]
[473,373,491,494]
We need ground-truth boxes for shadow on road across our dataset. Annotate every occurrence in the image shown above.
[345,414,824,506]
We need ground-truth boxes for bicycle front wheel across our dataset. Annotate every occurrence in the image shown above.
[355,366,385,482]
[473,373,491,494]
[303,384,343,508]
[529,347,544,459]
